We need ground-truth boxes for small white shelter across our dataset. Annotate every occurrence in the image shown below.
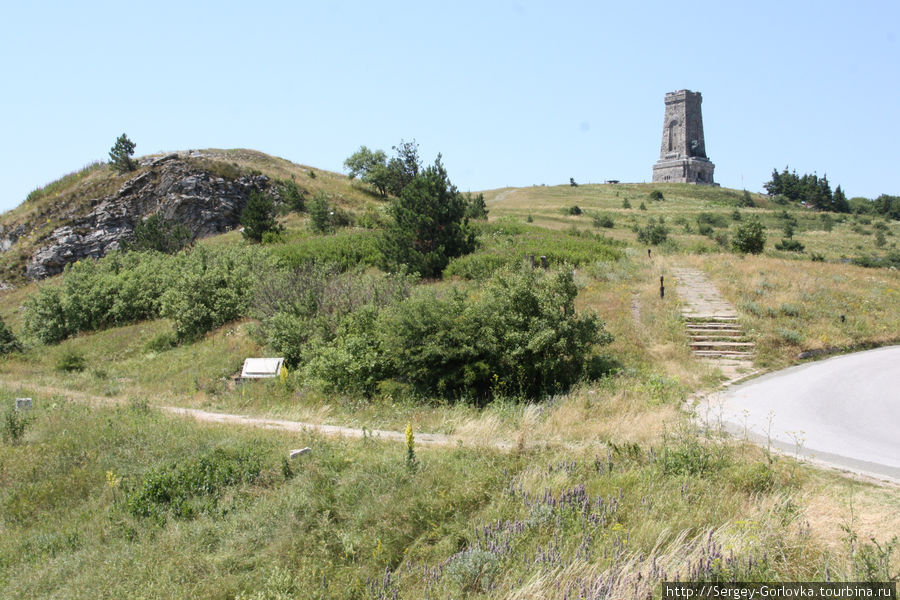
[240,358,285,379]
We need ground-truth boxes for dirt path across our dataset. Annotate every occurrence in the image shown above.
[670,266,757,383]
[15,382,510,450]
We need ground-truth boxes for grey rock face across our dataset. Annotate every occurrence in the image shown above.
[25,158,269,279]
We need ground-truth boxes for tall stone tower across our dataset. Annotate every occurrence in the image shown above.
[652,90,716,185]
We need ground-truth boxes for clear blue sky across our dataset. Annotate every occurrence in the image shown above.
[1,0,898,213]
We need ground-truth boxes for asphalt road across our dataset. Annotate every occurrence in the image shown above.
[700,345,900,482]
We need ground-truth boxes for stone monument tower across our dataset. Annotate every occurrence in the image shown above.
[652,90,716,185]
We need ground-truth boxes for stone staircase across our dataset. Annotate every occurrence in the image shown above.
[671,267,755,381]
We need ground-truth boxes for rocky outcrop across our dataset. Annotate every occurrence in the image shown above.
[25,155,269,279]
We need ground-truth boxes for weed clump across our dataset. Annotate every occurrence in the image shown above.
[125,446,264,522]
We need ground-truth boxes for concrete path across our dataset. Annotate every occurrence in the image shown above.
[671,266,756,382]
[701,345,900,483]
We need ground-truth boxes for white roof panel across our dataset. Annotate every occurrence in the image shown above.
[240,358,285,379]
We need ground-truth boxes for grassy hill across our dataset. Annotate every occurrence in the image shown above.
[1,154,899,598]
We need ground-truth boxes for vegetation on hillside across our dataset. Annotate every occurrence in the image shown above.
[1,150,899,598]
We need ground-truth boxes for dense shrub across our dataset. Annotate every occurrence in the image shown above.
[305,268,612,401]
[697,212,728,228]
[268,230,381,272]
[0,318,22,354]
[443,225,622,281]
[732,219,766,254]
[254,263,413,367]
[56,349,86,372]
[592,213,615,228]
[160,247,269,341]
[23,252,179,344]
[124,214,192,254]
[125,446,263,521]
[277,179,306,212]
[775,238,805,252]
[636,217,669,245]
[649,190,664,201]
[443,254,512,280]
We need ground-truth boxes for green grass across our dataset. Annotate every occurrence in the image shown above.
[1,385,895,599]
[2,169,900,597]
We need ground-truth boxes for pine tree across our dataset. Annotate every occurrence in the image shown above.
[240,190,282,243]
[832,185,850,213]
[379,155,475,277]
[108,133,137,173]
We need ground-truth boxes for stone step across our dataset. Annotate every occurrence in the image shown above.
[690,341,755,350]
[683,315,739,322]
[689,334,748,342]
[686,323,743,331]
[693,350,755,358]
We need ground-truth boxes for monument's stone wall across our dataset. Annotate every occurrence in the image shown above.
[652,90,716,185]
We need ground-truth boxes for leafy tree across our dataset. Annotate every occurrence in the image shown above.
[344,146,390,197]
[241,190,282,243]
[732,218,766,254]
[0,318,21,354]
[125,214,191,254]
[109,133,137,174]
[379,155,475,278]
[570,178,578,187]
[873,194,900,220]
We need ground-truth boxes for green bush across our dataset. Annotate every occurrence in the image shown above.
[636,217,669,245]
[649,190,664,201]
[697,212,728,228]
[56,349,86,372]
[23,252,178,344]
[2,407,31,444]
[269,230,381,272]
[277,179,306,212]
[0,318,21,354]
[443,253,511,280]
[732,219,766,254]
[775,238,805,252]
[125,446,263,521]
[307,268,612,401]
[255,263,413,368]
[592,213,615,228]
[124,214,191,254]
[161,247,269,342]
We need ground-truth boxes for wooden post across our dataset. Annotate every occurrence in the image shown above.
[526,254,535,269]
[659,275,665,299]
[540,256,548,269]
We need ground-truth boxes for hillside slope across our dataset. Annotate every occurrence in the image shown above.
[0,149,375,283]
